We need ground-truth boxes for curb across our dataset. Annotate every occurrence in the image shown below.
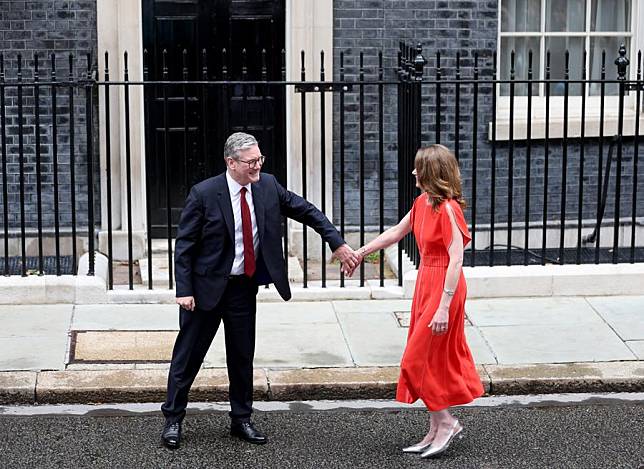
[1,361,643,405]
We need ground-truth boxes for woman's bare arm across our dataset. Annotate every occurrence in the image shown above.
[440,203,464,309]
[429,203,464,335]
[357,210,412,258]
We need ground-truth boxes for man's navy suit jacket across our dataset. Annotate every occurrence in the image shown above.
[174,172,345,311]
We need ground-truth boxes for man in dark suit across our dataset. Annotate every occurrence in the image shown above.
[161,132,359,448]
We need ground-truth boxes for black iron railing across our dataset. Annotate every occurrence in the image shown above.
[398,43,643,275]
[0,44,642,289]
[0,52,96,278]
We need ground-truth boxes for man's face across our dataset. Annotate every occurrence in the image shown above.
[226,144,264,186]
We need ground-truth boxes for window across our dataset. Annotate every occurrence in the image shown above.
[494,0,641,140]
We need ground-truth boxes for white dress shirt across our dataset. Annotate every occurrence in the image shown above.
[226,171,259,275]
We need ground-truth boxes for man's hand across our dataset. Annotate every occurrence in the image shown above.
[343,246,366,277]
[176,296,196,311]
[332,244,360,275]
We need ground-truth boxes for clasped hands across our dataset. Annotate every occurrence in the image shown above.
[332,244,365,278]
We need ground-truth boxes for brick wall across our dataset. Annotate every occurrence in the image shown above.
[333,0,498,226]
[332,0,644,248]
[0,0,98,231]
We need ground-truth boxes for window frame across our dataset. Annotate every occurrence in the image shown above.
[492,0,643,140]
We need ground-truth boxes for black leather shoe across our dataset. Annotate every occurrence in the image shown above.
[161,421,182,449]
[230,421,267,445]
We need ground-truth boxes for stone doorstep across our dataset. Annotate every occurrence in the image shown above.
[1,362,643,405]
[104,283,402,304]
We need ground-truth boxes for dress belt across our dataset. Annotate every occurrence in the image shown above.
[420,255,450,267]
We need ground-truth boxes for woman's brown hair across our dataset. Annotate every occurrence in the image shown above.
[414,144,466,210]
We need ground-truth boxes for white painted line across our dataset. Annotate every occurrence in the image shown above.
[1,392,643,416]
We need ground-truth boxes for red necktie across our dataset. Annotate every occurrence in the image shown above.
[239,187,256,277]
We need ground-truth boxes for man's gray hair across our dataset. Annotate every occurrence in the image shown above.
[224,132,258,159]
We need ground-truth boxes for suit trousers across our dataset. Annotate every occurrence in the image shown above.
[161,276,258,424]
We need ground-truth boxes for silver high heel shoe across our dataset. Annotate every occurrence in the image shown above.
[402,440,433,454]
[420,420,463,459]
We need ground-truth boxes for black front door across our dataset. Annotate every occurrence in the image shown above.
[142,0,286,237]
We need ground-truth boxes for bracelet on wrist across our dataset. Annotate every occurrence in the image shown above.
[443,287,455,297]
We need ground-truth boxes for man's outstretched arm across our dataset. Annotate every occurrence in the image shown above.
[273,177,360,272]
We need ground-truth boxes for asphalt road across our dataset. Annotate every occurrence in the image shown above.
[1,398,643,468]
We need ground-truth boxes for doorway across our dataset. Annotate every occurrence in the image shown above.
[142,0,286,236]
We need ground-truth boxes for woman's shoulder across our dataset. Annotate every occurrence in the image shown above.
[439,198,465,217]
[438,198,458,209]
[412,193,427,208]
[413,195,463,216]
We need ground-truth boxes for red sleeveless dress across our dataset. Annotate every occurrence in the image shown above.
[396,196,484,411]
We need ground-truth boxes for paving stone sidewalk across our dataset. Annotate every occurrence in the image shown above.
[1,296,643,404]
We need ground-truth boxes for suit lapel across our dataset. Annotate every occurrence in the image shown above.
[252,179,266,244]
[216,174,235,242]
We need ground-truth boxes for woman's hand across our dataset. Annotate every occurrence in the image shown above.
[429,306,449,335]
[344,247,366,277]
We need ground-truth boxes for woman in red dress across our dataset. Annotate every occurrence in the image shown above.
[350,144,484,458]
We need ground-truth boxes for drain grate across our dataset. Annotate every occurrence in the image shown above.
[1,256,75,275]
[393,311,411,328]
[393,310,473,328]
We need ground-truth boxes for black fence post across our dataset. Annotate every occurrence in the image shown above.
[541,51,551,265]
[281,49,289,278]
[340,51,346,288]
[614,44,629,263]
[414,43,425,143]
[524,49,533,266]
[471,52,479,267]
[52,53,61,275]
[123,51,134,289]
[491,52,498,266]
[104,51,114,289]
[413,44,425,269]
[378,50,385,287]
[396,46,403,285]
[69,53,78,274]
[162,49,173,288]
[17,54,26,276]
[631,51,642,263]
[34,53,44,274]
[576,51,588,265]
[319,50,327,288]
[596,51,607,264]
[359,51,365,286]
[85,53,95,276]
[434,50,441,145]
[143,49,153,289]
[0,54,7,275]
[507,50,515,266]
[300,50,308,288]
